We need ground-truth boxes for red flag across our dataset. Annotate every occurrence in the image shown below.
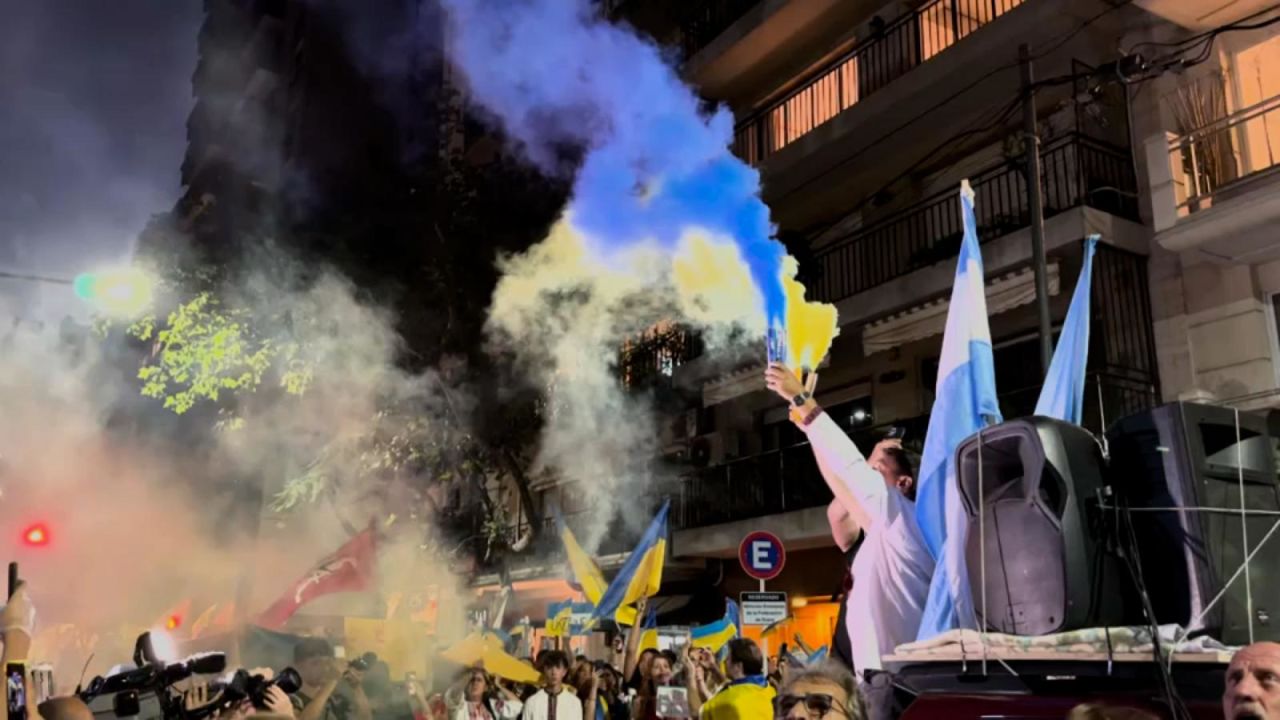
[256,527,377,629]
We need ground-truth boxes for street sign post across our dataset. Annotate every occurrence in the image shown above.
[738,530,785,588]
[740,591,788,626]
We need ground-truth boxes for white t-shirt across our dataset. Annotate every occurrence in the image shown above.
[520,688,583,720]
[804,412,935,673]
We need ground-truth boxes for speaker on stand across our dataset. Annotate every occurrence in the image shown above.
[1106,402,1280,644]
[954,416,1134,635]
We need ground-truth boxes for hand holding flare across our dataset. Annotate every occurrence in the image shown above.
[765,363,819,424]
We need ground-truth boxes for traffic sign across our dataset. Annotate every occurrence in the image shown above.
[740,592,788,626]
[739,531,786,580]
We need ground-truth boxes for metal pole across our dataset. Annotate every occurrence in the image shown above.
[1020,44,1053,376]
[0,270,73,285]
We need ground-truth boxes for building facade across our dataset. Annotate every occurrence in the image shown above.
[1130,0,1280,413]
[606,0,1280,651]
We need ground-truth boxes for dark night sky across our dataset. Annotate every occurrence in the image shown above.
[0,0,201,320]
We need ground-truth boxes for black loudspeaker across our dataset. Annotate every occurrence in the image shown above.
[1106,402,1280,645]
[955,417,1132,636]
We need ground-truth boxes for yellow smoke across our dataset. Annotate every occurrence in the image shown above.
[781,256,838,372]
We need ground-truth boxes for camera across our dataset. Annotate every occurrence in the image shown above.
[185,667,302,719]
[80,632,300,720]
[347,652,378,673]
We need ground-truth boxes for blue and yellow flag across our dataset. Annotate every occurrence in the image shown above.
[690,599,739,653]
[557,512,640,626]
[590,501,670,623]
[546,600,573,638]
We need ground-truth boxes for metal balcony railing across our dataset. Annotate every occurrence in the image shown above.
[681,0,761,59]
[671,415,932,530]
[673,371,1158,531]
[807,133,1138,304]
[1168,92,1280,216]
[733,0,1024,166]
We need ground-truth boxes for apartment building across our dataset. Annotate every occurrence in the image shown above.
[609,0,1185,649]
[1130,0,1280,412]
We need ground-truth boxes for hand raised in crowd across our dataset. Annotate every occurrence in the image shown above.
[1,580,36,641]
[764,363,806,403]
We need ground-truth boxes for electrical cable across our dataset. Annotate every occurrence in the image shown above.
[1125,5,1280,56]
[1118,506,1194,720]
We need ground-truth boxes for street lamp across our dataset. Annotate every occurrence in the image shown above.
[72,268,154,317]
[0,265,154,317]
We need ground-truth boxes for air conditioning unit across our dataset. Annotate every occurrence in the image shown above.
[688,432,739,468]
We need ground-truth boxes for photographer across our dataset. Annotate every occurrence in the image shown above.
[290,640,371,720]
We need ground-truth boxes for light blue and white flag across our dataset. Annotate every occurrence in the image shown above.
[915,180,1003,640]
[1035,236,1099,424]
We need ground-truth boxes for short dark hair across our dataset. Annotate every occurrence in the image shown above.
[658,650,678,668]
[537,650,570,671]
[883,446,915,480]
[726,638,764,676]
[294,637,334,663]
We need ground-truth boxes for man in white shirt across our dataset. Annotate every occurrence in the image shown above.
[766,364,935,679]
[521,651,582,720]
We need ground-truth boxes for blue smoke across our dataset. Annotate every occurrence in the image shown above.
[439,0,787,330]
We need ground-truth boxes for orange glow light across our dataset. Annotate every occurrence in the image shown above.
[22,524,49,547]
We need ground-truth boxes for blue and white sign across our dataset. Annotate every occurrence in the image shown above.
[738,531,786,581]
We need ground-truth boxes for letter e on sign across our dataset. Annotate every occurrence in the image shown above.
[738,531,785,581]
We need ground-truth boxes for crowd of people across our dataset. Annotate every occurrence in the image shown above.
[0,363,1278,719]
[427,638,859,720]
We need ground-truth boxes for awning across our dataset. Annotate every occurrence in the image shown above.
[862,262,1060,356]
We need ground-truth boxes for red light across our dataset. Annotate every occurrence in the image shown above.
[22,524,49,547]
[166,615,182,630]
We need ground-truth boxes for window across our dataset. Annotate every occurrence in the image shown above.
[1231,30,1280,177]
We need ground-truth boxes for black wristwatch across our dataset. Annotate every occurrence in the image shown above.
[791,392,810,408]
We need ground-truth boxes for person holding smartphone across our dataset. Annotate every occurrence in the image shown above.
[1,580,36,720]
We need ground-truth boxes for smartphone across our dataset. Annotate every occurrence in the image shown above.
[6,662,26,720]
[884,426,906,440]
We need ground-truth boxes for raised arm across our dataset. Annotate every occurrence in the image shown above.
[621,597,647,684]
[766,364,887,528]
[824,483,867,548]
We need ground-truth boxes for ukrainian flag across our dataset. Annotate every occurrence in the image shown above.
[637,603,659,653]
[690,599,739,653]
[590,501,670,623]
[558,512,639,626]
[547,600,573,638]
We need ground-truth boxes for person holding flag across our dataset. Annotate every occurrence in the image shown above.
[765,364,933,717]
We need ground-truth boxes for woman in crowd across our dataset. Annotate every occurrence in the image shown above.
[630,653,676,720]
[444,669,523,720]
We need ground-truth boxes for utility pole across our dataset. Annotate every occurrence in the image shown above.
[1020,44,1053,377]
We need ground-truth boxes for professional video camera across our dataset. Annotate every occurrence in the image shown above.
[80,632,300,720]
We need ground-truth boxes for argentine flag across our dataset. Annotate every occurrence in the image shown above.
[1034,235,1099,424]
[915,180,1003,639]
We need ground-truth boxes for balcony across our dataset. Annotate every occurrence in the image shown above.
[1149,90,1280,263]
[618,324,705,390]
[672,370,1157,545]
[733,0,1024,166]
[807,133,1138,305]
[681,0,760,59]
[1134,0,1276,30]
